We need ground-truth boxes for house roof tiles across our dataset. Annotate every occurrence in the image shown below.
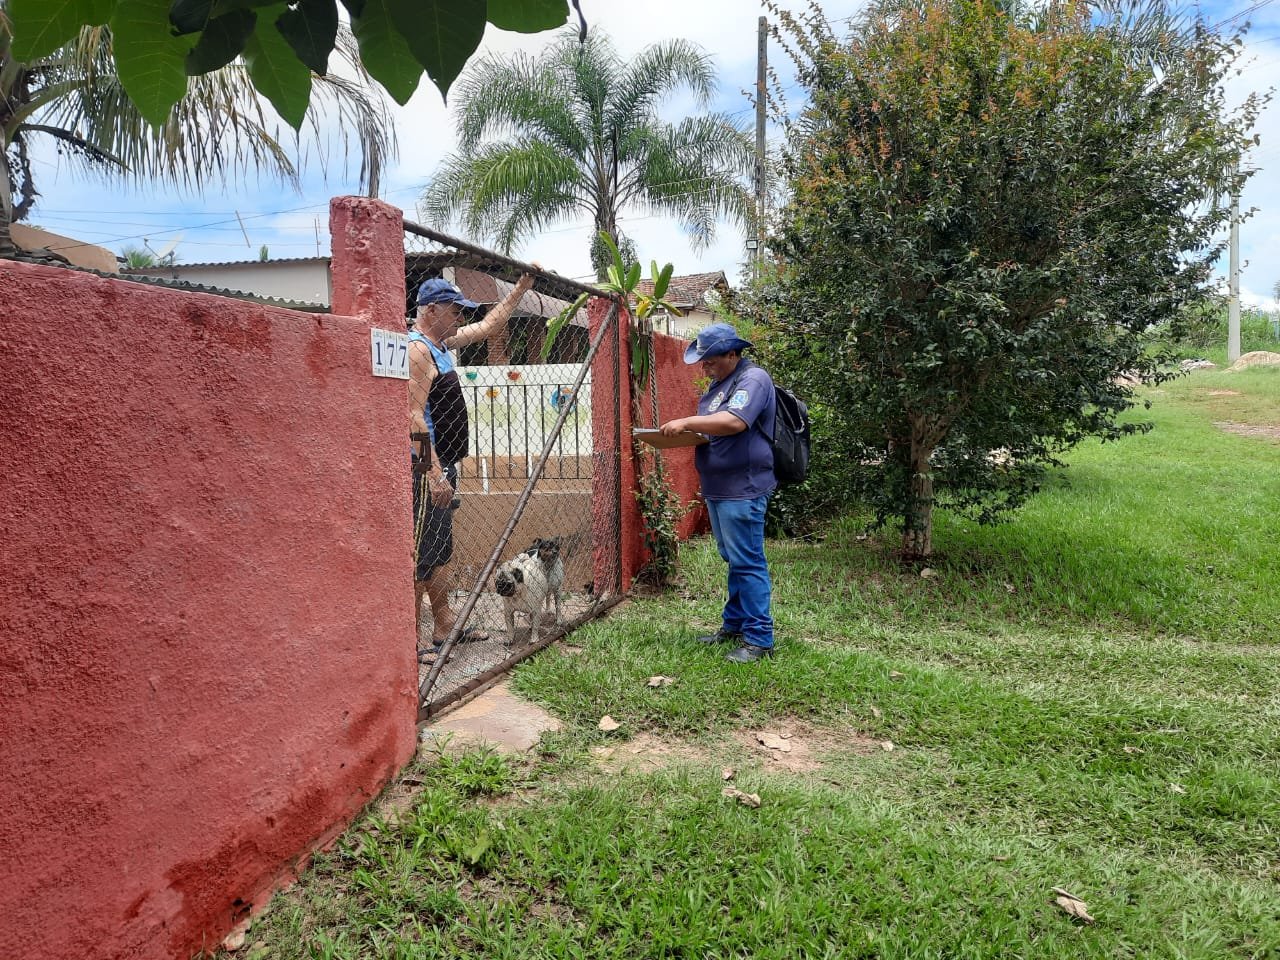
[633,271,729,309]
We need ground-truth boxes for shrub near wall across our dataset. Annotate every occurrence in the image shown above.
[0,257,417,960]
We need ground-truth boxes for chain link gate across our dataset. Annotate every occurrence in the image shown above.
[402,221,627,720]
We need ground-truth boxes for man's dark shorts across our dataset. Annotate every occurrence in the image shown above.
[413,462,457,582]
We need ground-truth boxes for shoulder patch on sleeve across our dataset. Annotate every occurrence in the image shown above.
[728,388,750,410]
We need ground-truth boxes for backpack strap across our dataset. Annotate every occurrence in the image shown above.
[718,360,777,444]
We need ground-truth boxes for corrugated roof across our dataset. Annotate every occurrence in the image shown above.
[124,256,330,271]
[406,251,593,306]
[40,259,331,312]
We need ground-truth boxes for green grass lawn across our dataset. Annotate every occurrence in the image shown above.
[231,368,1280,960]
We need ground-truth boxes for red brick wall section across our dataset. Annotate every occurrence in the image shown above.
[650,331,710,540]
[589,297,642,591]
[0,204,416,960]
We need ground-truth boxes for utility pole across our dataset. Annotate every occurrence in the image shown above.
[754,15,768,277]
[1228,184,1241,364]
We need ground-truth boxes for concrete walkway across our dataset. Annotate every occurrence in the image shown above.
[421,680,562,753]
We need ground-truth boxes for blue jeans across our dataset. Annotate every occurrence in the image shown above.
[706,495,773,649]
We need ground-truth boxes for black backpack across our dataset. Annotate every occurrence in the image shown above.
[723,363,811,487]
[770,386,811,486]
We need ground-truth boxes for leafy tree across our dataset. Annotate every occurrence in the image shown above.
[1,18,393,258]
[761,0,1262,557]
[3,0,577,127]
[420,28,754,278]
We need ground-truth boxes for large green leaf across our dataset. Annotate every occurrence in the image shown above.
[541,292,589,361]
[389,0,485,101]
[110,0,195,126]
[170,0,213,34]
[486,0,567,33]
[653,262,674,300]
[185,8,256,74]
[276,0,338,74]
[242,6,313,128]
[210,0,285,11]
[350,0,422,105]
[8,0,116,60]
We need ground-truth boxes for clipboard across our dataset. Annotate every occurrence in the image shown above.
[632,428,709,449]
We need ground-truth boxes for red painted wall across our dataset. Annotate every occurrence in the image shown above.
[650,331,710,540]
[0,198,416,960]
[589,298,642,590]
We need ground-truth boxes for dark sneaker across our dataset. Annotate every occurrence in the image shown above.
[697,629,743,645]
[726,643,774,663]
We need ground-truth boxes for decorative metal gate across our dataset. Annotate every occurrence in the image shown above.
[402,221,626,720]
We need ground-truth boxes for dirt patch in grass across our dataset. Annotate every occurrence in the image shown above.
[1213,420,1280,442]
[589,732,713,773]
[582,720,889,780]
[373,775,431,823]
[736,720,886,773]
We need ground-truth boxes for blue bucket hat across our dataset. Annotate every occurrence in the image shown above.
[416,277,480,310]
[683,322,753,364]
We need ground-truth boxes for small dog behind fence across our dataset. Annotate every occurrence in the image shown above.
[494,537,566,645]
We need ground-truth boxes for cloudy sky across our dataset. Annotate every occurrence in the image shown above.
[23,0,1280,304]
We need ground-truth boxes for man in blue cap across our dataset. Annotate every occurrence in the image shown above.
[410,272,534,657]
[659,322,778,662]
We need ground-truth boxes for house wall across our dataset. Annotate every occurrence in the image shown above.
[0,198,416,960]
[128,259,333,306]
[653,306,717,339]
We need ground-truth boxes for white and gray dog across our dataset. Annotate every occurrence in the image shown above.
[494,537,565,644]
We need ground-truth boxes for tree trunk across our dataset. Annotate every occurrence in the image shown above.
[0,132,16,260]
[901,424,935,559]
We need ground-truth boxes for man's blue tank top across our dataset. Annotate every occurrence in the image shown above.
[409,331,469,465]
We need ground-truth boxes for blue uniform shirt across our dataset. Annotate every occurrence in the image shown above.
[694,359,777,500]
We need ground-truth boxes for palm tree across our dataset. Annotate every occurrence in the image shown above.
[1,16,395,259]
[420,29,753,277]
[119,246,155,269]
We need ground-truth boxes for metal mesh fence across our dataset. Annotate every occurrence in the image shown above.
[403,221,625,719]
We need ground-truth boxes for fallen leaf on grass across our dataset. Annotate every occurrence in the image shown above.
[920,567,937,579]
[591,746,614,759]
[756,732,793,753]
[1003,582,1017,594]
[1052,888,1096,924]
[597,715,621,732]
[646,675,677,688]
[870,705,883,719]
[889,670,905,680]
[992,855,1010,862]
[722,787,761,808]
[1122,745,1144,755]
[880,740,895,752]
[722,767,736,781]
[1169,782,1186,794]
[221,925,248,952]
